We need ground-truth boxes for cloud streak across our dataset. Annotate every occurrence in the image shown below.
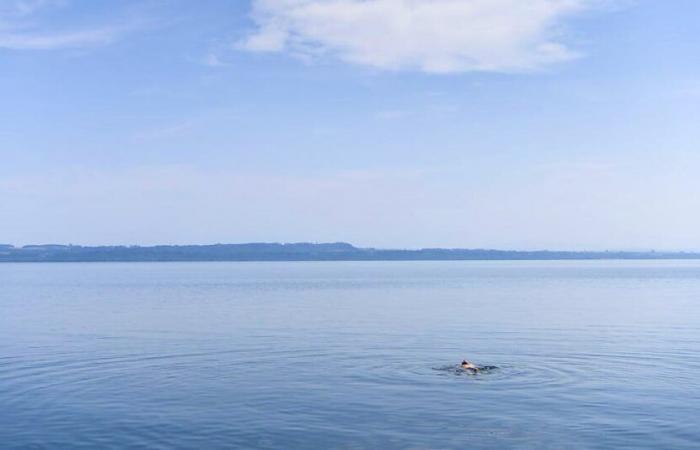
[0,0,139,50]
[0,26,122,50]
[240,0,595,73]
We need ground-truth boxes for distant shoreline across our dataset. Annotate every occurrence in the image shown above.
[1,243,698,263]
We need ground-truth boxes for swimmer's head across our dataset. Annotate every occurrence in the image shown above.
[461,360,478,370]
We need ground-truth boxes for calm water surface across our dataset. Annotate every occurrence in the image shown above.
[1,261,699,449]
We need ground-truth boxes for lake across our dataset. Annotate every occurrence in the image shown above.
[1,261,699,449]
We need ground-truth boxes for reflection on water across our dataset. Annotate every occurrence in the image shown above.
[1,261,700,449]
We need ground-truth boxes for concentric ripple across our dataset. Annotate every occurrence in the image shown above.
[2,260,700,449]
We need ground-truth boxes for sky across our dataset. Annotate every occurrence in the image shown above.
[1,0,700,250]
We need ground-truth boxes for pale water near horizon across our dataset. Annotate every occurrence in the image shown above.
[1,261,699,449]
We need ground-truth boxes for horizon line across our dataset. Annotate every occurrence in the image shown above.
[2,242,698,254]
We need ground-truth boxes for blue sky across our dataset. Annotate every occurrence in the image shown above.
[1,0,699,249]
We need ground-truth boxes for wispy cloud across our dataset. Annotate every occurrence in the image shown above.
[202,52,227,67]
[239,0,603,73]
[132,120,196,141]
[0,0,142,51]
[673,81,700,99]
[0,26,123,50]
[374,109,412,120]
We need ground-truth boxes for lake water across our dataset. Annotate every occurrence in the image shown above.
[1,261,699,449]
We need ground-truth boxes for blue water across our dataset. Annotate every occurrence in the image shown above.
[1,261,699,449]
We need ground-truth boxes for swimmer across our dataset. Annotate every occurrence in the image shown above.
[459,360,498,373]
[461,360,479,371]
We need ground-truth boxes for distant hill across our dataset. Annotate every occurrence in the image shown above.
[0,243,697,262]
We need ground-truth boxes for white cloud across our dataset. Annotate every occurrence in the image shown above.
[240,0,596,73]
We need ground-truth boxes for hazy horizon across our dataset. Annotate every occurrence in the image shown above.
[3,1,699,250]
[2,240,697,254]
